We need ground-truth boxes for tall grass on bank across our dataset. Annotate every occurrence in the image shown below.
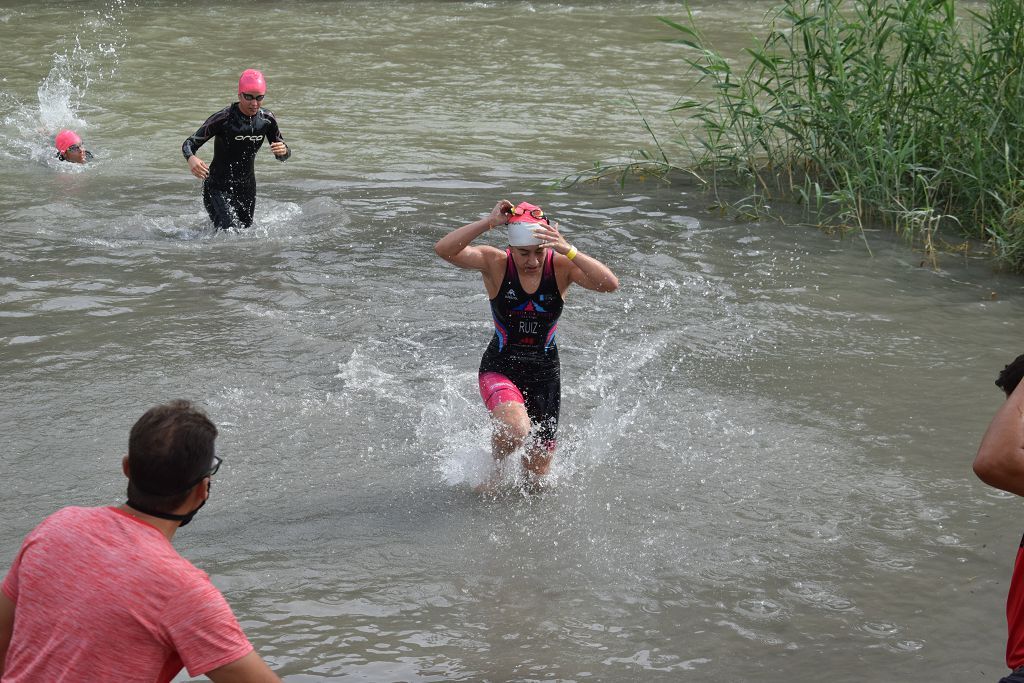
[584,0,1024,268]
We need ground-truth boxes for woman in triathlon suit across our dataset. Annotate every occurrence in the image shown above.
[435,199,619,491]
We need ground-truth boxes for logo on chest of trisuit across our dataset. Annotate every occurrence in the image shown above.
[512,299,547,314]
[234,135,264,142]
[511,299,550,343]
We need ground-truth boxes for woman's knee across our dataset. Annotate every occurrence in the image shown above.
[494,417,530,445]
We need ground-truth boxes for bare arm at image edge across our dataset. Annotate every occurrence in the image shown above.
[0,591,15,672]
[974,379,1024,496]
[206,650,281,682]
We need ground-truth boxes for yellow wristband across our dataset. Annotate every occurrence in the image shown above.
[565,245,578,261]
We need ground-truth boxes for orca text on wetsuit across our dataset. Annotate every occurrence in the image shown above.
[181,102,290,229]
[479,248,565,446]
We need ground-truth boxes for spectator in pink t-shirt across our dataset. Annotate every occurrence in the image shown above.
[0,400,281,682]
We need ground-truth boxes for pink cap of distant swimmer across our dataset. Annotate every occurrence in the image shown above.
[238,69,266,94]
[54,130,82,154]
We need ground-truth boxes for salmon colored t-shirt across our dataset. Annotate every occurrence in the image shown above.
[1,506,252,682]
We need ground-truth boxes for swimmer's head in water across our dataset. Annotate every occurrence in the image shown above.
[55,129,82,155]
[506,201,548,247]
[238,69,267,95]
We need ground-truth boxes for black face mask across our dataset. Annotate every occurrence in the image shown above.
[126,482,210,527]
[128,498,206,527]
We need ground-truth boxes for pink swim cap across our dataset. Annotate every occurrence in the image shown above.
[238,69,266,94]
[54,129,82,154]
[506,201,548,224]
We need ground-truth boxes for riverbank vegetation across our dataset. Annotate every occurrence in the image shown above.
[574,0,1024,270]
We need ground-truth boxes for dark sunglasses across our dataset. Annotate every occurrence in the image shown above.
[65,144,82,153]
[241,93,265,102]
[179,454,222,492]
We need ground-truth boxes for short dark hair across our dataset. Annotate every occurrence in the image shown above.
[126,400,217,513]
[996,354,1024,397]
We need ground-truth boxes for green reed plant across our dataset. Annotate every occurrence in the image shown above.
[598,0,1024,269]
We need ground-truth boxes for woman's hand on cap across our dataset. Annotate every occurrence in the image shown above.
[531,223,570,252]
[488,199,514,229]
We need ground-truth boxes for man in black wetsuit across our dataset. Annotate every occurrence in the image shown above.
[182,69,290,230]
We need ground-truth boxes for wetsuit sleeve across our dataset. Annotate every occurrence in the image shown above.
[182,109,228,160]
[266,112,290,161]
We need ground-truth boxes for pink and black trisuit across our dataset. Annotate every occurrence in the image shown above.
[478,248,564,447]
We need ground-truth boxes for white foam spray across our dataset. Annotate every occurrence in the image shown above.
[0,1,131,162]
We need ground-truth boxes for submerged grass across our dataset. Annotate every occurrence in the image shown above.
[573,0,1024,270]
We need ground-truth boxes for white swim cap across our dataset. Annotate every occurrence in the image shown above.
[507,221,543,246]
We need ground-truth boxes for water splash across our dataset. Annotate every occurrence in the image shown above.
[0,1,131,162]
[417,323,662,493]
[36,39,91,134]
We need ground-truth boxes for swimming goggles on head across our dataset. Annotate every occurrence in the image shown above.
[240,93,265,102]
[507,206,545,219]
